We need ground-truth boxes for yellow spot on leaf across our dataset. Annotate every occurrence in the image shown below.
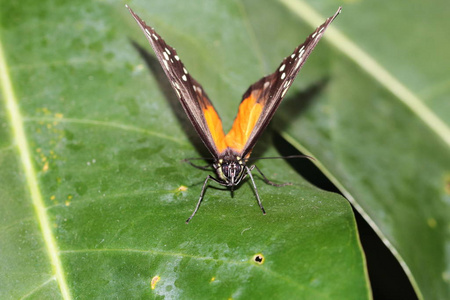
[427,218,437,228]
[65,200,71,206]
[210,277,215,282]
[50,195,56,200]
[67,195,73,200]
[178,185,188,192]
[55,113,63,119]
[443,271,450,283]
[36,148,42,153]
[43,161,49,172]
[150,275,160,290]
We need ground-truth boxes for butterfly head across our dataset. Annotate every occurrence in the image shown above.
[214,152,246,186]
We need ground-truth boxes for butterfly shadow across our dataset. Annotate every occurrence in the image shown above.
[271,78,341,193]
[131,40,211,159]
[276,78,328,132]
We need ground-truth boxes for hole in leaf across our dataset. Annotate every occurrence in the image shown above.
[253,254,264,264]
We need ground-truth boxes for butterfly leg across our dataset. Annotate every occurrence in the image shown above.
[246,166,266,215]
[186,175,220,224]
[253,165,292,187]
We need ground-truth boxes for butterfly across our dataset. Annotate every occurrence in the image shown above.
[126,5,341,223]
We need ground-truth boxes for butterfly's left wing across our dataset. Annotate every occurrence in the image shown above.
[225,7,341,158]
[127,5,227,159]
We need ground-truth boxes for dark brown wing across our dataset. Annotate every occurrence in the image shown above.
[127,5,226,159]
[225,7,342,158]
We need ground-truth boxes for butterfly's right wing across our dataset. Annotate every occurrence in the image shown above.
[127,6,227,159]
[225,7,341,158]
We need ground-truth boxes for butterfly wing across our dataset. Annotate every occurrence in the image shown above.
[225,7,342,158]
[127,6,227,159]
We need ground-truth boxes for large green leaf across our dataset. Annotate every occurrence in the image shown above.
[269,0,449,299]
[0,0,369,299]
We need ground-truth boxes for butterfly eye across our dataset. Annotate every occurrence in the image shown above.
[221,163,229,176]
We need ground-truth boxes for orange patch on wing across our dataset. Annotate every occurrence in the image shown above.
[225,94,263,152]
[203,105,227,153]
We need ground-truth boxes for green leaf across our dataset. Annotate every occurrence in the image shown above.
[271,0,449,299]
[0,0,369,299]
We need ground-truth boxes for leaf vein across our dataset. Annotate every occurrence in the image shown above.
[0,39,72,300]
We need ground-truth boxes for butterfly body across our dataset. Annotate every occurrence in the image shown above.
[126,5,341,223]
[214,151,246,186]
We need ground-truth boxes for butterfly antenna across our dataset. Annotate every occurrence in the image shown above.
[182,158,214,170]
[182,157,214,162]
[247,154,315,161]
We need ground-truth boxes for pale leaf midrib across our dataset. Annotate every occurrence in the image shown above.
[0,38,72,299]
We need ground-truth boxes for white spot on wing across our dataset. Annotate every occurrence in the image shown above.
[295,57,303,69]
[174,55,180,61]
[312,31,318,39]
[299,48,305,58]
[182,75,187,81]
[263,81,270,88]
[281,87,288,97]
[319,26,325,33]
[281,72,286,80]
[163,60,169,71]
[279,64,286,72]
[291,53,296,59]
[163,52,169,60]
[152,33,158,40]
[183,67,188,74]
[284,80,291,88]
[145,28,151,36]
[165,48,171,55]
